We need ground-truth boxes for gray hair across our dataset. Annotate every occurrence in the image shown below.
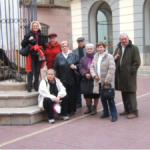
[119,33,129,39]
[86,43,94,50]
[47,69,56,76]
[30,21,41,30]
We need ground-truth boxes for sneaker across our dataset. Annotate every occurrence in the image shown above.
[48,119,55,124]
[58,115,70,121]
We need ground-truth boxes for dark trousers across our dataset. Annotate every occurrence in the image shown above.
[43,96,69,119]
[65,85,77,113]
[99,84,117,116]
[121,92,138,115]
[77,79,82,106]
[27,55,41,90]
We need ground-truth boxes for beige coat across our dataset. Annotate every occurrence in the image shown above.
[90,51,116,93]
[38,77,67,110]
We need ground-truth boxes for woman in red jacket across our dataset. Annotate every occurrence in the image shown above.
[45,33,61,69]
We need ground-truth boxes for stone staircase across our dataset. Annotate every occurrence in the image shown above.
[0,80,47,125]
[137,66,150,77]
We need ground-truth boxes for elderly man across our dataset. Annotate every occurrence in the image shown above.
[73,37,86,108]
[114,33,141,119]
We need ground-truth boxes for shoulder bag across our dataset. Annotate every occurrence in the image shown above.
[81,77,94,94]
[20,44,30,56]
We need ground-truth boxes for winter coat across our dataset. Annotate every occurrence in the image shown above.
[45,41,61,69]
[73,47,86,59]
[38,77,67,110]
[90,51,116,94]
[114,40,141,92]
[21,30,45,54]
[79,56,92,76]
[53,52,79,87]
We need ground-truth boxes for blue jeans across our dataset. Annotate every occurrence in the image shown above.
[99,83,117,116]
[101,98,117,116]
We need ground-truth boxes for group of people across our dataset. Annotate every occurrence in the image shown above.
[21,21,141,124]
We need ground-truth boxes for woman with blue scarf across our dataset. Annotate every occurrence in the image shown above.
[79,43,99,115]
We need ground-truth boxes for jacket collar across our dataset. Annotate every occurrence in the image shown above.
[95,51,108,58]
[117,40,132,47]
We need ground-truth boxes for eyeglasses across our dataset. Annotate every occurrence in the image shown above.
[61,46,68,48]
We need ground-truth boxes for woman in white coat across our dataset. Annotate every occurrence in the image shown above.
[38,69,69,123]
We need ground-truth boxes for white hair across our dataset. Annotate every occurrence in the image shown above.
[47,69,56,76]
[119,33,129,39]
[86,43,94,50]
[30,21,41,30]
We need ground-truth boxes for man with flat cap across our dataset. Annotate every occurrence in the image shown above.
[73,37,86,108]
[45,33,61,69]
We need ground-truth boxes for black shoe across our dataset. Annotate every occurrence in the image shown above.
[70,112,75,116]
[111,116,117,122]
[100,114,110,119]
[35,88,38,91]
[76,105,82,108]
[28,88,32,92]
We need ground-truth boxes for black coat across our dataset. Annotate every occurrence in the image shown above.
[21,30,45,55]
[53,53,79,87]
[114,40,141,92]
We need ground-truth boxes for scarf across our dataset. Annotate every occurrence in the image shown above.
[86,52,95,73]
[31,30,40,44]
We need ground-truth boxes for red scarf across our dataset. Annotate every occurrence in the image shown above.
[31,30,40,44]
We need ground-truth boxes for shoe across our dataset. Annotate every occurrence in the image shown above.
[111,116,117,122]
[119,111,129,115]
[70,112,75,116]
[127,114,139,119]
[100,114,110,118]
[48,119,55,124]
[35,88,38,92]
[28,88,32,92]
[58,115,70,121]
[84,105,92,114]
[91,105,97,115]
[76,105,82,108]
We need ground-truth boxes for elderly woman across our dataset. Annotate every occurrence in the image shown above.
[45,33,61,69]
[79,43,99,115]
[21,21,45,92]
[90,42,117,122]
[53,41,79,116]
[38,69,69,123]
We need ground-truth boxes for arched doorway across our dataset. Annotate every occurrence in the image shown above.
[89,1,113,53]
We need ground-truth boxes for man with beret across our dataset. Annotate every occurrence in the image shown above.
[73,37,86,108]
[45,33,61,69]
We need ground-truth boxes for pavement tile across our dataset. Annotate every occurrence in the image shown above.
[1,76,150,149]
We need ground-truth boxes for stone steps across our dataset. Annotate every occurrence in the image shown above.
[0,105,47,125]
[137,66,150,77]
[0,80,48,125]
[0,90,38,107]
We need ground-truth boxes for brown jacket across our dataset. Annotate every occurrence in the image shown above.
[114,40,141,92]
[90,51,116,93]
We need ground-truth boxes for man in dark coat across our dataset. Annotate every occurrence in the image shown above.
[114,33,141,119]
[73,37,86,108]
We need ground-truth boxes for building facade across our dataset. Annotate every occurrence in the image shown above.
[70,0,149,66]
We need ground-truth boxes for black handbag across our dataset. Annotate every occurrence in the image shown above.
[81,77,94,94]
[100,84,115,100]
[19,44,30,56]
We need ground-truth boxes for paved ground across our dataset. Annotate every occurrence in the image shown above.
[0,76,150,149]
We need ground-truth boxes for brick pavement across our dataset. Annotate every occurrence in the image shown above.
[0,76,150,149]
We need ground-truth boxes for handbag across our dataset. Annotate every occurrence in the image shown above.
[100,83,115,100]
[19,44,30,56]
[81,77,94,94]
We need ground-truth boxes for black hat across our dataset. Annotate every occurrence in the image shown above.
[77,37,85,42]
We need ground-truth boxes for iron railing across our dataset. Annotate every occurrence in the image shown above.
[0,0,37,82]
